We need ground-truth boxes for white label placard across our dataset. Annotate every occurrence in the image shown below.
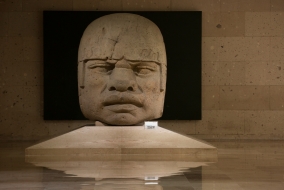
[144,121,158,129]
[145,182,158,185]
[144,176,159,180]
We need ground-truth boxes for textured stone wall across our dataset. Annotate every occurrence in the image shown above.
[0,0,284,140]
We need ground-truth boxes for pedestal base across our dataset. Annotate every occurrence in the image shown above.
[26,126,217,162]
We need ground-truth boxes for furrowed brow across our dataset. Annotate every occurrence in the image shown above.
[127,60,161,66]
[83,58,117,65]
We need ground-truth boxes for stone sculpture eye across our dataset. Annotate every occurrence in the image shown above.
[87,61,114,74]
[134,66,154,75]
[133,62,157,76]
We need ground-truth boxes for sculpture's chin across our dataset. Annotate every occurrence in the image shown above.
[95,121,144,127]
[97,113,146,126]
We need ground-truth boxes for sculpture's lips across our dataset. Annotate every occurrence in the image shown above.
[103,94,143,112]
[105,104,138,112]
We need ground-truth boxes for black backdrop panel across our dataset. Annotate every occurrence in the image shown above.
[44,11,202,120]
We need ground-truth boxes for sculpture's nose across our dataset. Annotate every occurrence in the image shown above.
[107,61,137,92]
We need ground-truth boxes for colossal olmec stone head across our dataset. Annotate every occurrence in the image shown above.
[78,13,167,125]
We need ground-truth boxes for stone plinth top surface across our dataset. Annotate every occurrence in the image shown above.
[26,126,217,162]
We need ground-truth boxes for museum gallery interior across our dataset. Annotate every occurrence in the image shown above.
[1,0,284,189]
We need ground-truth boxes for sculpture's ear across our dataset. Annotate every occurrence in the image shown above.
[160,64,167,92]
[78,61,85,92]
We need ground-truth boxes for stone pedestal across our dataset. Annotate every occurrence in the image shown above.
[26,126,217,162]
[25,126,217,181]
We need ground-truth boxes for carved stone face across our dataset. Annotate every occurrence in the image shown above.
[78,13,167,125]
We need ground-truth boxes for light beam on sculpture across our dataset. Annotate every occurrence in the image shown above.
[77,13,167,126]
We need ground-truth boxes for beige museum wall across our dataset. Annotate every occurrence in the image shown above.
[1,0,284,141]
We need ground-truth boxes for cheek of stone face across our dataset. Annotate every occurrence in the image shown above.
[80,88,102,121]
[85,72,107,87]
[138,75,160,94]
[80,73,107,115]
[137,75,162,114]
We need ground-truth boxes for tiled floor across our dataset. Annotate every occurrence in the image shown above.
[1,140,284,189]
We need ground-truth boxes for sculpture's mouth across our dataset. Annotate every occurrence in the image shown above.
[103,94,143,112]
[104,104,139,112]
